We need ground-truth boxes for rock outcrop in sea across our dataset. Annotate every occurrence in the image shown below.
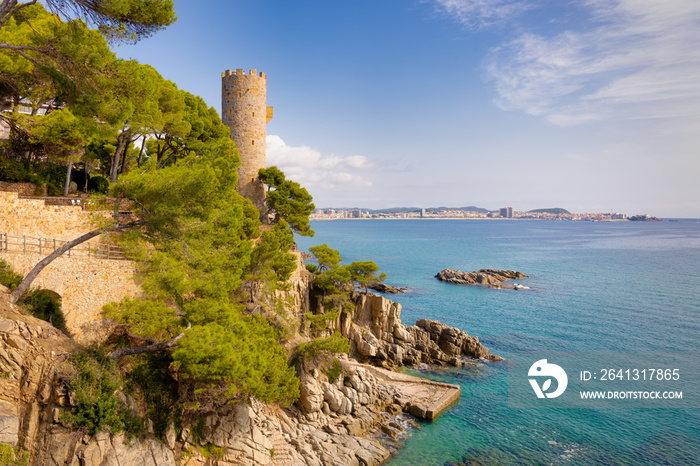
[343,293,499,368]
[436,268,528,288]
[367,283,407,294]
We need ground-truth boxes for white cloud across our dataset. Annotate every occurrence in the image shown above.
[431,0,532,29]
[481,0,700,125]
[265,135,374,190]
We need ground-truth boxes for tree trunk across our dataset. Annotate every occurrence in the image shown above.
[0,1,35,30]
[120,142,129,174]
[108,324,190,359]
[84,161,90,192]
[63,153,74,197]
[110,133,128,184]
[136,138,145,168]
[9,220,145,304]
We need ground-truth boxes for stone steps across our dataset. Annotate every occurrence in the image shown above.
[269,434,296,465]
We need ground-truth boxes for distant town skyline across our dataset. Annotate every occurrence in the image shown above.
[116,1,700,218]
[309,206,658,221]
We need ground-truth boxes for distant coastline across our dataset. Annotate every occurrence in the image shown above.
[311,207,662,222]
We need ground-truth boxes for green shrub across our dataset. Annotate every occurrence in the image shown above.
[200,443,225,460]
[0,444,12,463]
[0,157,31,182]
[36,162,67,186]
[35,162,67,195]
[0,260,22,291]
[322,359,343,383]
[0,158,67,196]
[297,332,350,359]
[305,309,338,333]
[46,183,62,196]
[305,263,318,274]
[20,289,66,332]
[87,175,109,194]
[126,353,179,440]
[62,348,144,437]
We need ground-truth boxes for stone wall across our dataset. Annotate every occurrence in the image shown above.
[0,191,103,241]
[0,252,138,343]
[0,191,139,342]
[0,182,43,196]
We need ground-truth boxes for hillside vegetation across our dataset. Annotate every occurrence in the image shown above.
[528,207,570,214]
[0,3,388,454]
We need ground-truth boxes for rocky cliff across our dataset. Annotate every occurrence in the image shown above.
[0,285,468,465]
[0,269,497,465]
[0,285,176,465]
[343,292,498,368]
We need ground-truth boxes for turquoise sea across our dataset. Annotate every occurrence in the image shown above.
[296,219,700,465]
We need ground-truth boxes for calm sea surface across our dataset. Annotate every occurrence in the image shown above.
[296,219,700,465]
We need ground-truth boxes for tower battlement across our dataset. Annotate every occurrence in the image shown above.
[221,68,272,209]
[222,69,266,79]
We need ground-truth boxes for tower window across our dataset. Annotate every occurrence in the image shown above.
[251,140,255,145]
[252,111,255,117]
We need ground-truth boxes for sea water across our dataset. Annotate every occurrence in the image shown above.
[295,219,700,465]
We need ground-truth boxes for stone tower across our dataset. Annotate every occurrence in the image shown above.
[221,69,273,208]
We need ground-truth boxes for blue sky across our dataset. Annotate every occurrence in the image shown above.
[115,1,700,217]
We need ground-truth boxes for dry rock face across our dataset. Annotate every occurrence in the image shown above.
[345,293,496,368]
[183,392,391,466]
[41,431,175,466]
[435,268,527,288]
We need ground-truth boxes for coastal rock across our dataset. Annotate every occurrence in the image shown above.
[368,283,408,294]
[300,373,325,413]
[416,319,490,359]
[346,293,496,368]
[0,252,495,465]
[435,268,528,288]
[0,400,19,447]
[63,431,176,466]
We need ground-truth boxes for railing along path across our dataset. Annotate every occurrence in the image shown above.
[0,232,126,261]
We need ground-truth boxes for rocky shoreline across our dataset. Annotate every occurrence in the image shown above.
[0,276,499,465]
